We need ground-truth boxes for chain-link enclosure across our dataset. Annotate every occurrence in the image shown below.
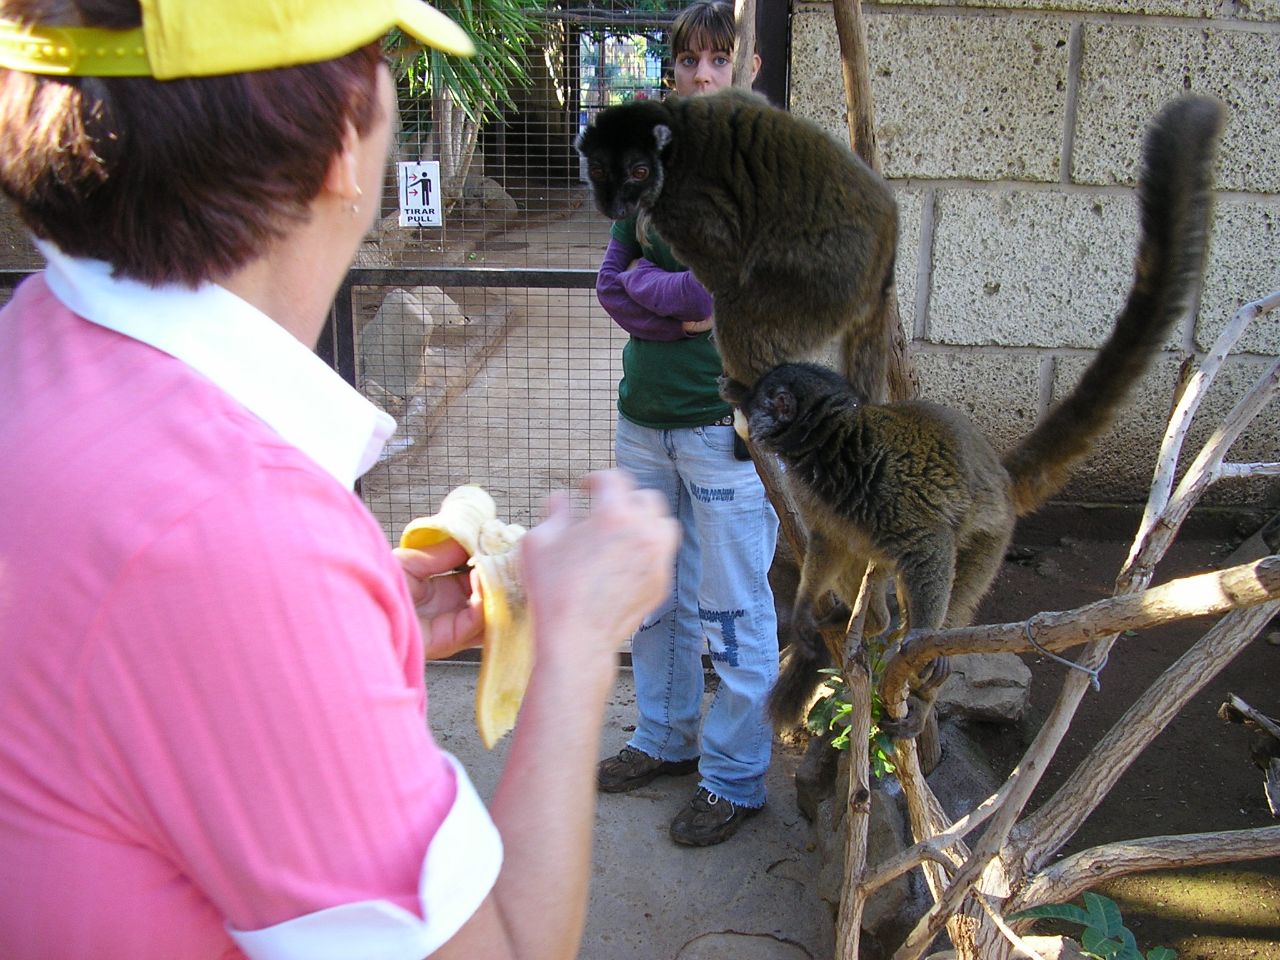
[341,10,680,537]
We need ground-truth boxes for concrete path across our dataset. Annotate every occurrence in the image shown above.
[425,660,837,960]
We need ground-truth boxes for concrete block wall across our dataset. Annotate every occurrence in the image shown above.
[790,2,1279,506]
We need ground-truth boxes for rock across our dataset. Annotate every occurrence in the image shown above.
[810,754,914,940]
[935,652,1031,724]
[794,731,840,823]
[359,211,413,260]
[358,286,465,402]
[459,175,518,219]
[351,213,417,322]
[926,721,1007,822]
[1022,936,1091,959]
[924,944,1089,960]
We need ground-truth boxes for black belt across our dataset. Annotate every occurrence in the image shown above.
[706,412,734,427]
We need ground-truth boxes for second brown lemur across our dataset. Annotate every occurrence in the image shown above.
[723,95,1226,736]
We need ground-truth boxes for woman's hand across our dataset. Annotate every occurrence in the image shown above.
[393,541,484,661]
[520,470,678,683]
[682,315,713,334]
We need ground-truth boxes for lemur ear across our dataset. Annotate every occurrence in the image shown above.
[653,123,672,151]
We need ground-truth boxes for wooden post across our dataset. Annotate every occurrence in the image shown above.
[732,0,758,89]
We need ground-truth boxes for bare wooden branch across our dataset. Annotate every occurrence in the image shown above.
[731,0,757,89]
[1126,290,1280,574]
[1014,600,1280,872]
[891,749,1026,960]
[975,891,1053,960]
[980,292,1280,916]
[1010,825,1280,913]
[893,739,967,897]
[830,0,880,169]
[1165,358,1280,518]
[1220,693,1280,742]
[834,641,874,959]
[879,556,1280,698]
[862,780,1011,894]
[1220,461,1280,478]
[879,553,1280,960]
[1219,693,1280,816]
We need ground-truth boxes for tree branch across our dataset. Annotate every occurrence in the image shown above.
[731,0,757,89]
[1125,289,1280,576]
[1010,825,1280,913]
[830,0,880,169]
[881,559,1280,957]
[835,639,874,959]
[1013,599,1280,873]
[879,556,1280,696]
[1220,692,1280,741]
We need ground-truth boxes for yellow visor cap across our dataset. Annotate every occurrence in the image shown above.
[0,0,474,79]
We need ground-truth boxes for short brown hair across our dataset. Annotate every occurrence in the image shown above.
[0,0,383,286]
[669,0,739,58]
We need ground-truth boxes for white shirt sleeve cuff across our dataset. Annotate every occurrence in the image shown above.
[228,753,502,959]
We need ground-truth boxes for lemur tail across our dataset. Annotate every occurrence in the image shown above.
[1002,95,1224,515]
[768,631,831,729]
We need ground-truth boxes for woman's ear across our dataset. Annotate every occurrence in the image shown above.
[322,120,363,202]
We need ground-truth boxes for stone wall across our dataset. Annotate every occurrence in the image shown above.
[790,1,1280,505]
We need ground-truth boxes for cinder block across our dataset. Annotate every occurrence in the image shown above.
[912,347,1044,453]
[1049,353,1279,505]
[1048,353,1181,502]
[927,189,1161,349]
[1234,0,1280,21]
[791,8,1069,181]
[1074,23,1280,193]
[788,8,846,139]
[1199,198,1280,355]
[875,0,1211,13]
[894,185,925,335]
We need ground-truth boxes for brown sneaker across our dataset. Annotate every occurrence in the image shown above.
[669,787,762,846]
[596,747,699,794]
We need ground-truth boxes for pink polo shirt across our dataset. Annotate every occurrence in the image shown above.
[0,251,500,959]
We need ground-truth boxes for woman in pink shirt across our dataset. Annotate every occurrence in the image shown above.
[0,2,677,958]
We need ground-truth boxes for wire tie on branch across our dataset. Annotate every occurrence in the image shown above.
[1024,621,1104,691]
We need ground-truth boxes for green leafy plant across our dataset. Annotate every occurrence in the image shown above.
[388,0,548,205]
[806,668,897,779]
[1009,892,1176,960]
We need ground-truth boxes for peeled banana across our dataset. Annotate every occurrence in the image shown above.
[400,485,531,748]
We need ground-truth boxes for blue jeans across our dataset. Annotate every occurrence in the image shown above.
[615,415,780,808]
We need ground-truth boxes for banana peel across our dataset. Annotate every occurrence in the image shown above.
[400,485,531,748]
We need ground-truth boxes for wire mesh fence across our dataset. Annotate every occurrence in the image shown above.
[349,10,674,538]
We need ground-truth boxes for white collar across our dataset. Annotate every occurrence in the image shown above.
[36,240,395,489]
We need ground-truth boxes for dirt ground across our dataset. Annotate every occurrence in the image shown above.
[968,507,1279,960]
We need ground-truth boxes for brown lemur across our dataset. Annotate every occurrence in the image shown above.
[575,86,899,404]
[723,94,1226,737]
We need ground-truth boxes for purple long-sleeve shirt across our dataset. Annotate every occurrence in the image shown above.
[595,238,714,342]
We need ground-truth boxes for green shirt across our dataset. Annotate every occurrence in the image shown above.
[611,217,730,429]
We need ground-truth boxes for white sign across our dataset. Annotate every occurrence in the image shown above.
[397,161,442,227]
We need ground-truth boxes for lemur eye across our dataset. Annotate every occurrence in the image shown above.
[588,165,608,183]
[630,165,650,182]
